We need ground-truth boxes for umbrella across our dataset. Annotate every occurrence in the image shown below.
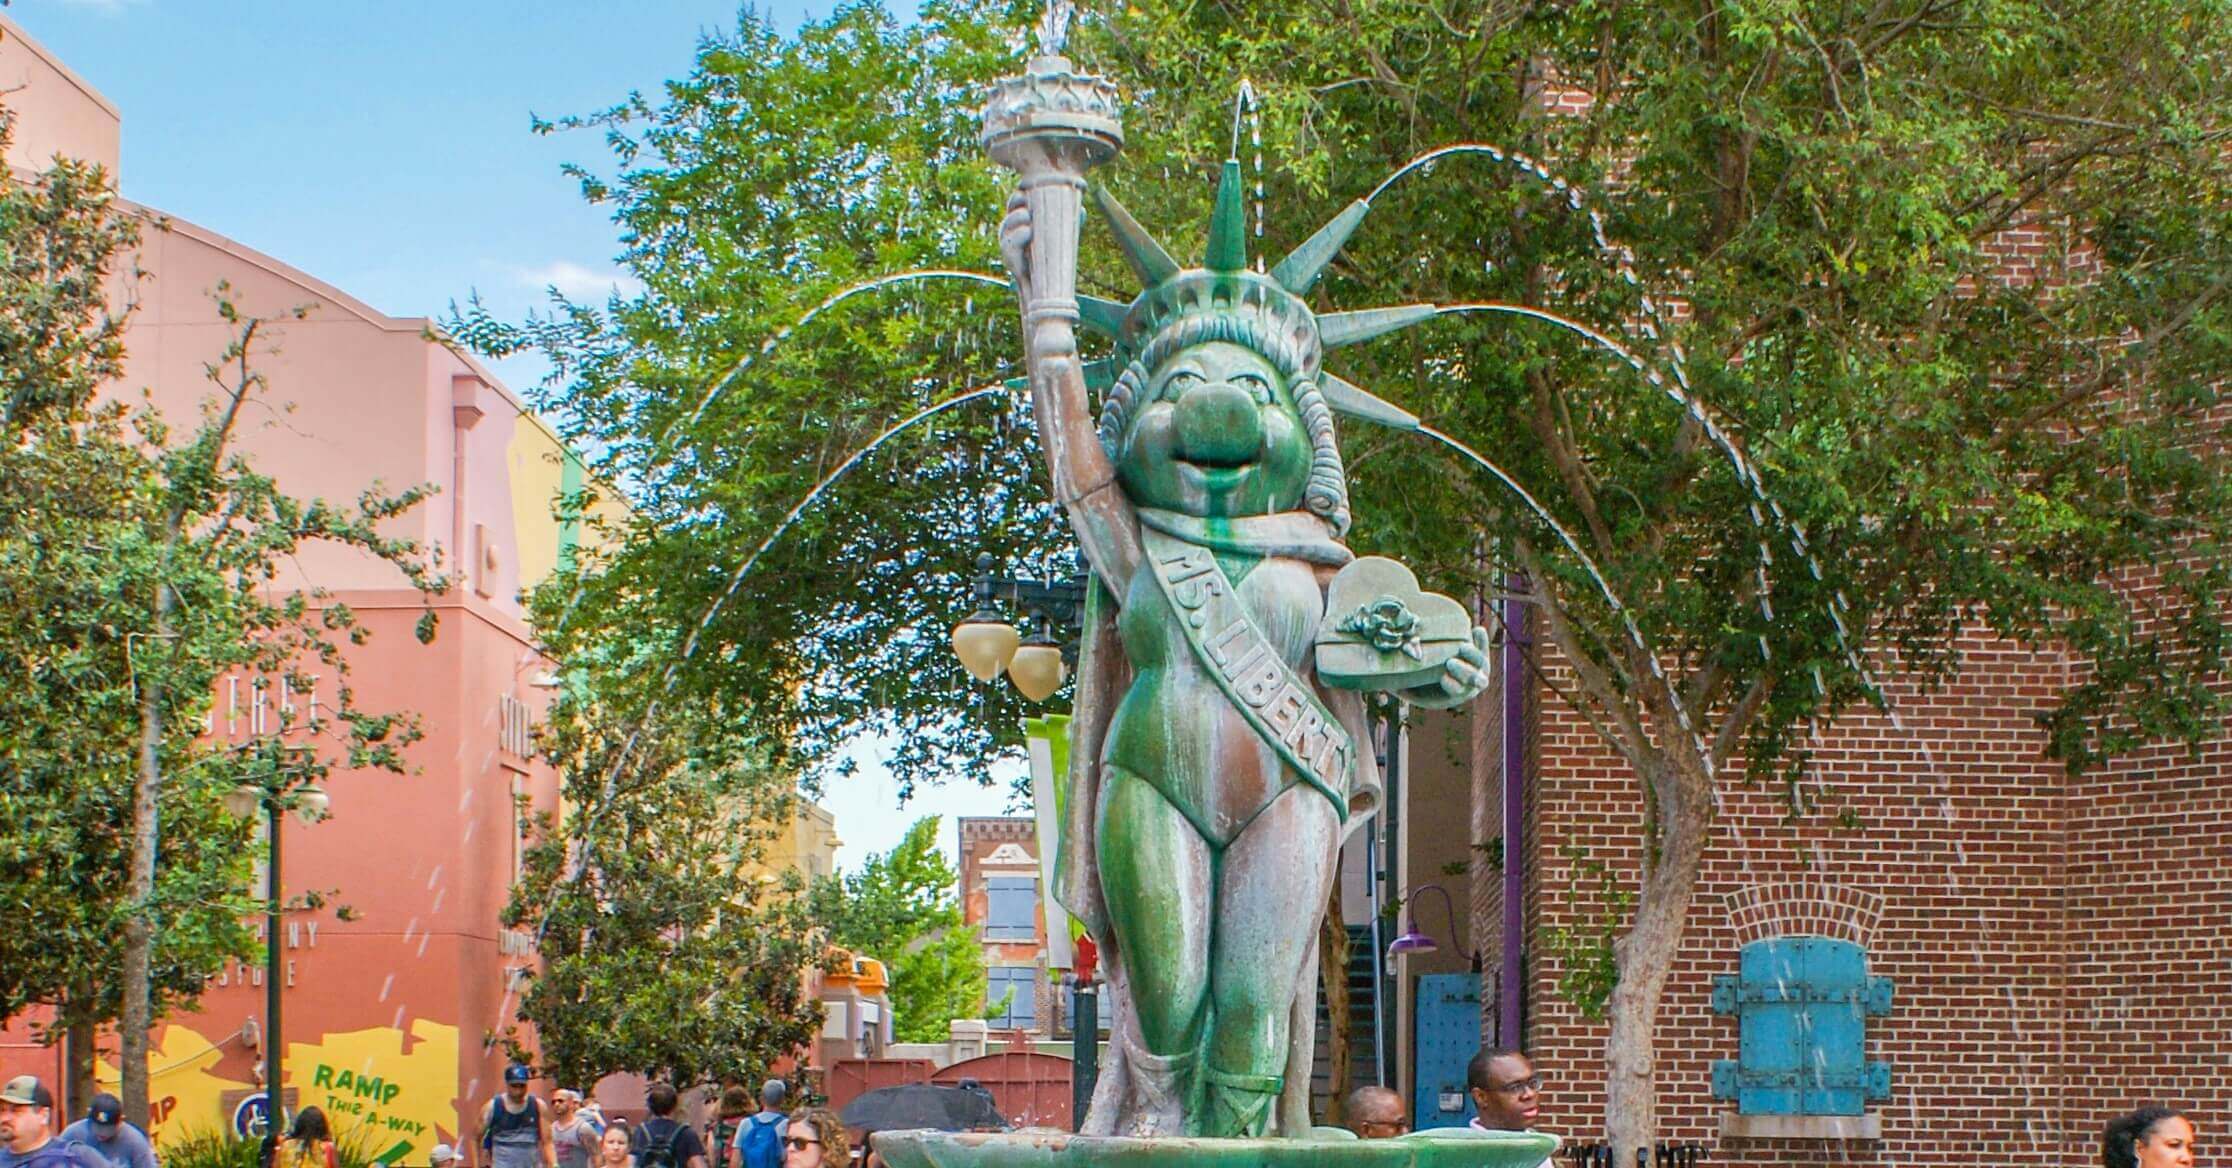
[840,1083,1008,1133]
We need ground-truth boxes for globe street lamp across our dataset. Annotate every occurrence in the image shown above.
[949,554,1086,702]
[225,749,328,1167]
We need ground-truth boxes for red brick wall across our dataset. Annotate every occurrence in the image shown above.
[2059,545,2232,1161]
[1521,634,2082,1163]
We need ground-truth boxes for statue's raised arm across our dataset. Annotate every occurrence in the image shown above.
[983,54,1140,595]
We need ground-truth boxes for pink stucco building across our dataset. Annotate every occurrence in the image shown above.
[1,17,587,1160]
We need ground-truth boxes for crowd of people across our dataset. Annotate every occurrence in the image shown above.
[437,1071,838,1168]
[0,1063,2200,1167]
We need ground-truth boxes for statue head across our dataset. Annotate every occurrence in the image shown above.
[1102,294,1343,531]
[1083,162,1444,536]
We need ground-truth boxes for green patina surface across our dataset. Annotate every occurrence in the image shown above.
[983,35,1495,1141]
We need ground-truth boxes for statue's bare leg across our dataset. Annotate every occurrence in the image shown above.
[1097,764,1213,1133]
[1204,783,1340,1136]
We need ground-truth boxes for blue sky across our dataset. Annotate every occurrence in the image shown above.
[16,0,1015,867]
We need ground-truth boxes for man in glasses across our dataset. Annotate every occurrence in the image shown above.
[1467,1048,1553,1167]
[1343,1086,1409,1140]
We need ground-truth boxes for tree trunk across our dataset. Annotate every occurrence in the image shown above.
[65,1010,98,1118]
[1466,585,1497,1045]
[121,582,175,1129]
[1602,755,1712,1163]
[1317,879,1351,1125]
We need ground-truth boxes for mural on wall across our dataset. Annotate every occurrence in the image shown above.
[101,1020,459,1159]
[96,1024,256,1146]
[285,1020,461,1164]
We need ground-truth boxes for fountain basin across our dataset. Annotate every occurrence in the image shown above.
[876,1128,1558,1168]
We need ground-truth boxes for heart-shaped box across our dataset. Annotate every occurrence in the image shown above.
[1314,557,1472,691]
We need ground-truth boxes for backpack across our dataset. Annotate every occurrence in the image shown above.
[18,1142,106,1168]
[737,1114,784,1168]
[707,1119,741,1164]
[637,1120,683,1168]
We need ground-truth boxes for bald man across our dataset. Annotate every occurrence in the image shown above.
[1344,1086,1408,1139]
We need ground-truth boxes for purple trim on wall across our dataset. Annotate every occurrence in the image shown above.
[1500,578,1529,1048]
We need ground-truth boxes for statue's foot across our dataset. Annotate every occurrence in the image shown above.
[1121,1043,1193,1138]
[1202,1068,1282,1138]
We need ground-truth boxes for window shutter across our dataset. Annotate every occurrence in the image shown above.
[985,876,1038,941]
[1712,936,1894,1117]
[986,965,1037,1028]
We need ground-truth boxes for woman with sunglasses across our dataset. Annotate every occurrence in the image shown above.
[780,1110,846,1168]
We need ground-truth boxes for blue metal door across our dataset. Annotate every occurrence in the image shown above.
[1411,973,1480,1130]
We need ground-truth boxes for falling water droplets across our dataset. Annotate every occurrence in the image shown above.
[1419,426,1716,781]
[676,271,1009,431]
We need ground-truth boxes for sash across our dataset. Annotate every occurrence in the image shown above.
[1141,525,1354,819]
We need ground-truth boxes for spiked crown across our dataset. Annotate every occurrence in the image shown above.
[1081,160,1440,434]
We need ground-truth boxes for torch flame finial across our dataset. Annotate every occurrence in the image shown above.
[1036,0,1075,57]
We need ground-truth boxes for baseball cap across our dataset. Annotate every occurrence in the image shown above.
[0,1075,52,1107]
[429,1145,462,1166]
[87,1092,123,1132]
[503,1064,533,1085]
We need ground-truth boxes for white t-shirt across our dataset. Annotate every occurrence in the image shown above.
[1465,1118,1555,1168]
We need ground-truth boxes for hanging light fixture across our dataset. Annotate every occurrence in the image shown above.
[951,605,1021,682]
[1386,883,1478,970]
[223,783,264,821]
[292,784,332,824]
[1006,619,1068,702]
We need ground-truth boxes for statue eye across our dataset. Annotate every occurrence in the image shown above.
[1162,371,1204,398]
[1230,373,1273,404]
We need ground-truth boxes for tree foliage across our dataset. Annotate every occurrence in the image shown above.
[458,0,2229,1151]
[0,116,252,1036]
[501,642,823,1090]
[449,0,1051,800]
[0,113,447,1122]
[810,817,987,1044]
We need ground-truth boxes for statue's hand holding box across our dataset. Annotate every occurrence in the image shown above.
[1315,557,1490,706]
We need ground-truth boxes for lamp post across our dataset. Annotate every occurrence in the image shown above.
[950,554,1098,1121]
[949,554,1087,702]
[224,752,328,1168]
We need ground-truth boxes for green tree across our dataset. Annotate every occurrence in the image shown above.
[461,0,2229,1153]
[811,817,987,1044]
[446,0,1047,795]
[502,640,824,1090]
[0,117,447,1124]
[0,116,241,1064]
[117,299,446,1123]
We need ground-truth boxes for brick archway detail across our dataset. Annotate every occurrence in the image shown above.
[1723,880,1884,947]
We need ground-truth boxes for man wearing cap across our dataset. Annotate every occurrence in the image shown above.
[474,1066,553,1168]
[428,1145,463,1168]
[724,1082,784,1168]
[0,1077,108,1168]
[57,1094,155,1168]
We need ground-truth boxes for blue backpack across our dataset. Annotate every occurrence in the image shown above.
[737,1114,784,1168]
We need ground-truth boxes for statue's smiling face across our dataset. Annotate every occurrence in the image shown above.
[1115,341,1313,519]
